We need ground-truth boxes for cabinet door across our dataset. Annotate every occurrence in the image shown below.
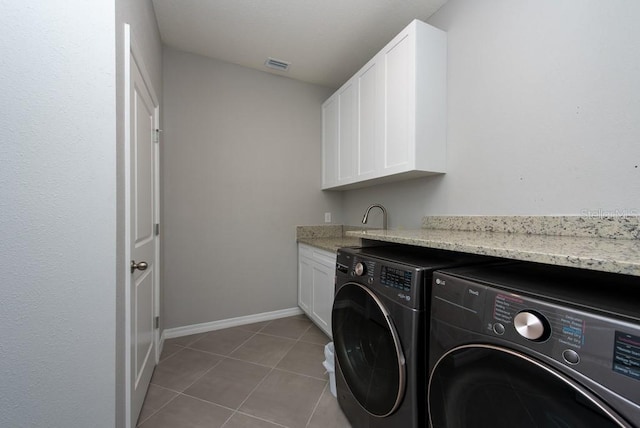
[357,61,379,179]
[311,262,333,335]
[381,30,415,173]
[313,249,336,337]
[321,96,338,189]
[298,253,313,314]
[298,244,335,337]
[338,82,358,183]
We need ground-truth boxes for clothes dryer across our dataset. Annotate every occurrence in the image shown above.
[429,262,640,428]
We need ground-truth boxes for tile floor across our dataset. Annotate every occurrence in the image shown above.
[137,315,352,428]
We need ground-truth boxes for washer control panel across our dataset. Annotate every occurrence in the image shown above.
[336,250,424,310]
[349,256,418,308]
[380,265,412,292]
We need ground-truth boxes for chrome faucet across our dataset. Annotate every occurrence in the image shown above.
[362,204,387,230]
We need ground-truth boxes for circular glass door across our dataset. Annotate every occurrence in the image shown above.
[428,345,629,428]
[332,282,405,417]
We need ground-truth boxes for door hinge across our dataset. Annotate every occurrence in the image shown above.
[154,316,159,329]
[154,128,162,143]
[155,223,160,236]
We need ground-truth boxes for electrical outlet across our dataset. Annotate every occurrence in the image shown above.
[324,212,331,223]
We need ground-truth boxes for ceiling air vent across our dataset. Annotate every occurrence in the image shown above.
[264,57,290,72]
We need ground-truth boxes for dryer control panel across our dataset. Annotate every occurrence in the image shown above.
[431,270,640,413]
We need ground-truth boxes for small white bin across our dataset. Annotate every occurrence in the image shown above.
[323,342,337,397]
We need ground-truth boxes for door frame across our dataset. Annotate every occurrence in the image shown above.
[123,23,161,428]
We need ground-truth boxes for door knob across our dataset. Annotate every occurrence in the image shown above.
[131,260,148,273]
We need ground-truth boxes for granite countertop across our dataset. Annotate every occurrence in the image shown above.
[346,227,640,277]
[296,225,362,252]
[297,236,362,252]
[297,217,640,277]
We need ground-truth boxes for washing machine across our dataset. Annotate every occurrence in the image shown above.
[428,262,640,428]
[332,245,492,428]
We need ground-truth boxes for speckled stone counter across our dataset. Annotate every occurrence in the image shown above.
[346,216,640,277]
[421,215,640,239]
[296,225,362,252]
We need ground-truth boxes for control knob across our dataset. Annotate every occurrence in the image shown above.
[514,311,548,341]
[354,262,366,276]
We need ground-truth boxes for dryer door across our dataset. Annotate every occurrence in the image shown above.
[428,345,631,428]
[332,282,405,417]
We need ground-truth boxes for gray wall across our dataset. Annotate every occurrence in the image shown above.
[342,0,640,228]
[0,1,117,427]
[162,48,340,329]
[115,0,163,425]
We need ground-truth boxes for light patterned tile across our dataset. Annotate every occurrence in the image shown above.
[229,334,296,367]
[259,316,312,340]
[189,327,255,356]
[236,320,271,333]
[299,323,331,346]
[136,384,179,426]
[138,395,233,428]
[159,343,184,362]
[307,385,351,428]
[151,348,222,392]
[164,332,208,347]
[184,358,270,409]
[222,412,286,428]
[239,369,326,428]
[277,341,327,379]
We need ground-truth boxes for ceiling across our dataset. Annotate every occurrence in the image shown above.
[151,0,448,89]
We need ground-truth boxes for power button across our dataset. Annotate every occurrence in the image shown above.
[562,349,580,365]
[354,262,366,276]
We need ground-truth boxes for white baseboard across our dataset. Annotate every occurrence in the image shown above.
[162,307,305,340]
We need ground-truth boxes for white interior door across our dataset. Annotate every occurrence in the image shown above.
[125,25,159,427]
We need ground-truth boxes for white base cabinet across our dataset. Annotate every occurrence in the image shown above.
[322,19,447,190]
[298,244,336,337]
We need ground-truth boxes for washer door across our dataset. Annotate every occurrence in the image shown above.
[332,282,405,417]
[428,345,630,428]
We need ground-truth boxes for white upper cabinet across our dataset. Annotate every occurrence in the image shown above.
[322,19,446,190]
[357,62,379,180]
[338,82,357,182]
[321,96,339,189]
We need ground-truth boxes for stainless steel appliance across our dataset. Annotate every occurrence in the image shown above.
[332,245,491,428]
[428,262,640,428]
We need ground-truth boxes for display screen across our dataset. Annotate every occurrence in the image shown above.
[381,266,411,291]
[613,331,640,381]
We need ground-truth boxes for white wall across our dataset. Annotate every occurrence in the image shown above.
[162,48,340,329]
[115,0,163,426]
[0,1,117,427]
[342,0,640,228]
